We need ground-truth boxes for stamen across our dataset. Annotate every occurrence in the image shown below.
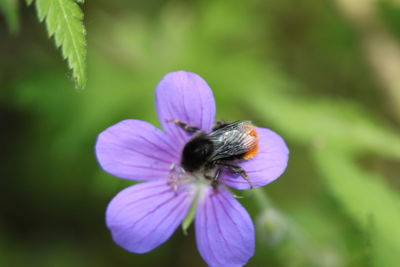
[167,163,189,193]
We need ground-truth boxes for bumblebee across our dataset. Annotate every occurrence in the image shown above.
[168,120,259,188]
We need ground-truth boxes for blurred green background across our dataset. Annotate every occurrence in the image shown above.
[1,0,400,266]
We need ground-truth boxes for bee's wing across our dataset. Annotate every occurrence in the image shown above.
[208,121,258,160]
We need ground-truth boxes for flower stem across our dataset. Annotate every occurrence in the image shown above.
[181,188,201,235]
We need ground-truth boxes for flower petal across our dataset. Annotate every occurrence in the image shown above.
[195,186,255,267]
[95,119,180,181]
[106,181,194,253]
[221,127,289,190]
[155,71,216,144]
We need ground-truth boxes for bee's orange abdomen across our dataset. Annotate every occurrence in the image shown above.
[243,127,259,160]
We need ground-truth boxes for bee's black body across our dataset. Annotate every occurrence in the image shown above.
[181,134,214,172]
[168,120,259,188]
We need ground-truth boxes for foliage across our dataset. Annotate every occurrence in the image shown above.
[314,149,400,267]
[1,0,400,266]
[0,0,19,33]
[27,0,86,89]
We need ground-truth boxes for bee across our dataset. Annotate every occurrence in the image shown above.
[167,119,259,188]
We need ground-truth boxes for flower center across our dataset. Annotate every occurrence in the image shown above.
[167,163,212,192]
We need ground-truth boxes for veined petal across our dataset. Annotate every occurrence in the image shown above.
[95,120,180,181]
[195,186,255,267]
[106,181,194,253]
[221,127,289,190]
[155,71,216,145]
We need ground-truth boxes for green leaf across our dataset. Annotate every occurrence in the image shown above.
[313,148,400,267]
[0,0,19,33]
[25,0,33,5]
[32,0,87,89]
[250,91,400,159]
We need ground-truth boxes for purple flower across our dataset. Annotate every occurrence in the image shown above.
[95,71,289,267]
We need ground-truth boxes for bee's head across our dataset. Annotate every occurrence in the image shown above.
[181,135,214,172]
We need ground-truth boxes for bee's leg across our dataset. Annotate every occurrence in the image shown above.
[212,120,229,130]
[166,119,203,133]
[203,165,222,191]
[210,168,222,191]
[216,163,253,189]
